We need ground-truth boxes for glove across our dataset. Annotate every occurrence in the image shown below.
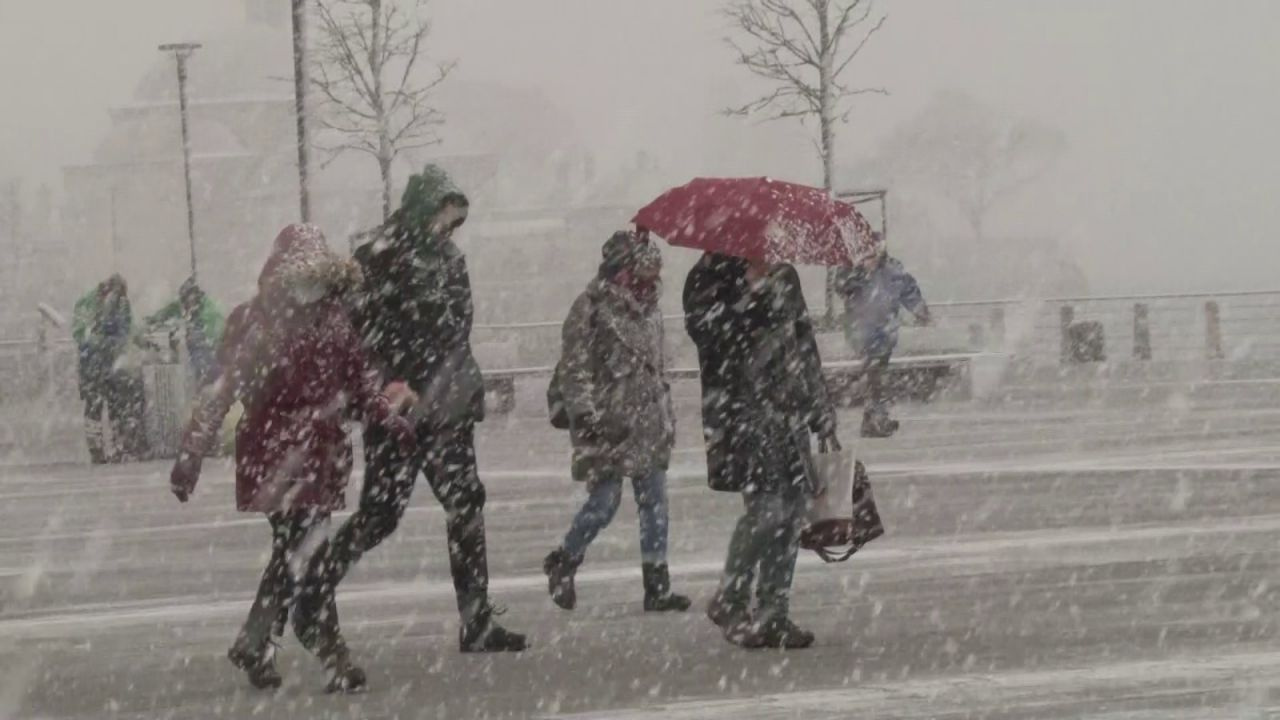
[385,414,417,454]
[170,451,202,503]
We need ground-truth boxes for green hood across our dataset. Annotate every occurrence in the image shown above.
[397,164,467,243]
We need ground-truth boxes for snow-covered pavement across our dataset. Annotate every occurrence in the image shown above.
[6,384,1280,719]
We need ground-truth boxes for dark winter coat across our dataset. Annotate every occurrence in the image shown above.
[560,277,675,483]
[352,168,484,430]
[684,255,835,494]
[72,276,134,386]
[176,225,399,513]
[836,256,927,358]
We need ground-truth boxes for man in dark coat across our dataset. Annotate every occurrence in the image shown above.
[684,253,838,649]
[294,165,527,654]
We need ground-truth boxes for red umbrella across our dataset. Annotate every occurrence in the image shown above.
[633,177,879,267]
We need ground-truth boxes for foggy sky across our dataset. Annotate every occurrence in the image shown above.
[1,0,1277,294]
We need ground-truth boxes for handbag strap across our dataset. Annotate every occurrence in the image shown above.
[813,545,860,563]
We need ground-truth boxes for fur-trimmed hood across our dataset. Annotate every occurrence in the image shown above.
[259,224,362,306]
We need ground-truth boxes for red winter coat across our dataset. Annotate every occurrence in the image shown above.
[177,224,398,513]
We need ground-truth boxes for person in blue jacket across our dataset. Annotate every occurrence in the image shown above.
[836,241,930,437]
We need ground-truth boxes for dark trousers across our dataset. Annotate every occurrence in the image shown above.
[81,370,146,463]
[717,489,809,619]
[294,422,490,650]
[234,510,331,657]
[862,353,892,418]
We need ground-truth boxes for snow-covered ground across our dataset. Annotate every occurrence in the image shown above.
[6,380,1280,719]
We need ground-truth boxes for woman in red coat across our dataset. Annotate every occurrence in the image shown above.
[169,224,413,693]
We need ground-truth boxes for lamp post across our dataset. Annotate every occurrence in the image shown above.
[158,42,202,279]
[292,0,311,222]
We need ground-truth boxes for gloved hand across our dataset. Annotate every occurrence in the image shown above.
[385,414,417,454]
[170,451,203,503]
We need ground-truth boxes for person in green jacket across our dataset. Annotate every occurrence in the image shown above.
[73,274,146,463]
[146,276,225,385]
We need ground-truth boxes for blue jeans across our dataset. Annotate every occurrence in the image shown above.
[562,470,669,564]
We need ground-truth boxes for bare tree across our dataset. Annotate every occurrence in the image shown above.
[725,0,886,192]
[311,0,454,220]
[724,0,886,319]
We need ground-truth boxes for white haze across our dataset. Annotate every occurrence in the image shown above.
[1,0,1278,298]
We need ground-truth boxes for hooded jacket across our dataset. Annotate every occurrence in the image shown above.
[72,275,134,382]
[351,165,484,429]
[176,224,398,513]
[560,273,675,483]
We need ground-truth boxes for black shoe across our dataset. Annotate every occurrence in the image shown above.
[543,549,581,611]
[706,591,749,630]
[642,563,691,612]
[460,603,529,653]
[228,640,283,690]
[741,615,816,650]
[322,647,367,694]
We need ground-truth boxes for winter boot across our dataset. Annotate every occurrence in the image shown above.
[861,409,899,439]
[227,639,283,690]
[321,645,367,694]
[642,563,691,612]
[543,549,582,610]
[734,615,815,650]
[706,589,750,631]
[459,601,529,653]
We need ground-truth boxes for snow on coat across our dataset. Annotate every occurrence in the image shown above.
[684,255,835,494]
[559,277,675,483]
[352,165,484,429]
[176,224,398,513]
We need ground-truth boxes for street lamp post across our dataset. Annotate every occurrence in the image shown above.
[292,0,311,222]
[158,42,202,279]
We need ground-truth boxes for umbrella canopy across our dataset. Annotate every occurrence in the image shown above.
[633,177,880,267]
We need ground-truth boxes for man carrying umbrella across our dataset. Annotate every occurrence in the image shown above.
[638,177,859,648]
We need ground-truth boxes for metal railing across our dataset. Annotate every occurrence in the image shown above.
[6,289,1279,409]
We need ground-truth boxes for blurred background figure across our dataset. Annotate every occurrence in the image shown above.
[835,238,930,438]
[72,274,148,462]
[145,276,225,387]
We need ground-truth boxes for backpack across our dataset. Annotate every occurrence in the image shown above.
[546,293,599,430]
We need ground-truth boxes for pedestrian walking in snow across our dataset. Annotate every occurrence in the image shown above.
[834,240,929,438]
[292,164,528,656]
[542,231,690,612]
[685,253,838,649]
[72,274,149,463]
[168,224,414,693]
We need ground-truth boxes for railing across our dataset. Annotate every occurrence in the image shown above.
[472,290,1280,371]
[6,289,1279,409]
